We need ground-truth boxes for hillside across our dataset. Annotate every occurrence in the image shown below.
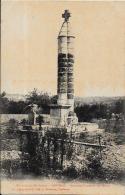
[4,93,125,107]
[75,96,125,105]
[5,93,26,101]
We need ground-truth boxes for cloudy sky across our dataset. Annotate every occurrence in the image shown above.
[1,1,125,96]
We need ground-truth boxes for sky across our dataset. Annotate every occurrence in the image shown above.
[1,1,125,97]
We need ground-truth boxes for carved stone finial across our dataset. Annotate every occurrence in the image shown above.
[62,10,71,22]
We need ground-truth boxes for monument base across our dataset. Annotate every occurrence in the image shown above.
[50,104,78,126]
[50,104,71,126]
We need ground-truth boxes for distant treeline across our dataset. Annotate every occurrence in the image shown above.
[0,89,57,114]
[0,89,124,122]
[75,101,124,122]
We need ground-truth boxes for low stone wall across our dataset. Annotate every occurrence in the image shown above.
[0,114,50,124]
[71,122,99,133]
[0,114,28,123]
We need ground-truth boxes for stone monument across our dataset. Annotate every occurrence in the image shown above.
[50,10,78,126]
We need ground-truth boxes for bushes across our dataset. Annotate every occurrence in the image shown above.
[6,119,19,135]
[62,146,125,181]
[100,145,125,181]
[63,162,78,178]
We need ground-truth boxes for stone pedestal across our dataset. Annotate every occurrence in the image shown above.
[50,104,70,126]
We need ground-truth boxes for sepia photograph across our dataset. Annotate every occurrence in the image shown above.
[1,1,125,194]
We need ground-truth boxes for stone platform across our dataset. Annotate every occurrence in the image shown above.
[50,104,71,126]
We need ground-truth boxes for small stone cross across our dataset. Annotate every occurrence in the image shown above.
[62,10,71,22]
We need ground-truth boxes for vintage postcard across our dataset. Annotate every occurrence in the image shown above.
[1,1,125,194]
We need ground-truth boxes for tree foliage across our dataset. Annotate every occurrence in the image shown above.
[0,90,124,121]
[75,100,124,122]
[26,89,51,114]
[0,92,9,113]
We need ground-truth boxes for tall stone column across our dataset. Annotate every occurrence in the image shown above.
[57,10,75,112]
[50,10,77,126]
[67,21,75,111]
[57,22,68,105]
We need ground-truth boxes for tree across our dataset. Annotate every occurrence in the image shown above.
[0,91,9,113]
[113,100,124,114]
[51,95,58,104]
[26,89,51,114]
[8,100,27,114]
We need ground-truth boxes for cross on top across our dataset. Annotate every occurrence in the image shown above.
[62,10,71,22]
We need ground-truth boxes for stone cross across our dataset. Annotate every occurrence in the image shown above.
[62,10,71,22]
